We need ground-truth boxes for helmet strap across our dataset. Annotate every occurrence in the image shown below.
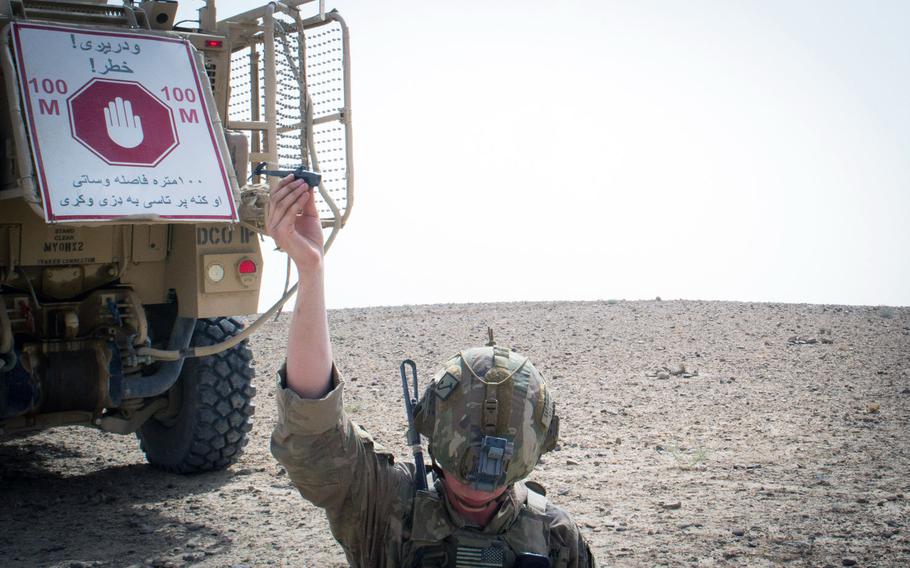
[483,391,499,436]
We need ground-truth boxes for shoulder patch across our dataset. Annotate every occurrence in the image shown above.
[435,368,461,400]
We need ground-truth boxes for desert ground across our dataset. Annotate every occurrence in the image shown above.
[1,300,908,567]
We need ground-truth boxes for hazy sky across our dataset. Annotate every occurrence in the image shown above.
[182,1,910,309]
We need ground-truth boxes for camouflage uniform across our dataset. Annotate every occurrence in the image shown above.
[272,359,595,567]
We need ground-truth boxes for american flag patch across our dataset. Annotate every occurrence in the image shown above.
[455,544,505,567]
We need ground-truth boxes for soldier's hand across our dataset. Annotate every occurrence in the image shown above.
[266,174,324,270]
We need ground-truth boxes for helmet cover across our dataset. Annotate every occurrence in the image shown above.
[413,346,559,491]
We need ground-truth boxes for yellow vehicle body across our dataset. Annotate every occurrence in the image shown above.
[0,0,352,473]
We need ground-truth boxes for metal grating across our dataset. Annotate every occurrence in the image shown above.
[303,23,346,121]
[227,45,258,123]
[227,15,349,222]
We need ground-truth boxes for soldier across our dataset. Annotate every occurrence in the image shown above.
[267,175,595,567]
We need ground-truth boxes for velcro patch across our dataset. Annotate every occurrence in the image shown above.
[456,543,505,567]
[435,370,460,400]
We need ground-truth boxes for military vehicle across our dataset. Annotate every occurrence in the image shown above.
[0,0,353,472]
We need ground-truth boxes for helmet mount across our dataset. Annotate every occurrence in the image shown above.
[469,435,515,492]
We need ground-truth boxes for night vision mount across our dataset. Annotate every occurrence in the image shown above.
[469,435,515,492]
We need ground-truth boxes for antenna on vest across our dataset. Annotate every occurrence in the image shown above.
[400,359,428,491]
[486,327,496,347]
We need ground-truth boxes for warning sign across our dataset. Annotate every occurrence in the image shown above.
[10,22,237,222]
[69,79,179,166]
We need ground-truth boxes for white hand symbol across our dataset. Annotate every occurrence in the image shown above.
[103,97,144,148]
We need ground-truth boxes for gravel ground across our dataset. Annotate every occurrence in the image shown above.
[1,300,909,567]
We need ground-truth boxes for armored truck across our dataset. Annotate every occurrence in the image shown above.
[0,0,353,472]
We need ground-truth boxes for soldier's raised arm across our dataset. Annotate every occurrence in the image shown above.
[267,176,411,565]
[265,174,333,398]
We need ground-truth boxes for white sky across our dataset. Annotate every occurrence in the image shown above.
[182,0,910,309]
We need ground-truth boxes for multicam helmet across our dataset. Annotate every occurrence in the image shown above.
[413,346,559,491]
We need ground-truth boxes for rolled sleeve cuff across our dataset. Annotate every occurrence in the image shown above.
[275,361,345,435]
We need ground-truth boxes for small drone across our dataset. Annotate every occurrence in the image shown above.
[252,162,321,188]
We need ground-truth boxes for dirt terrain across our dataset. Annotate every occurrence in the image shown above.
[1,300,909,567]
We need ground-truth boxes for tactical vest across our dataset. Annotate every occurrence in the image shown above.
[403,481,559,568]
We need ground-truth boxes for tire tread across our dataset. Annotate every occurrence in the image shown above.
[138,317,255,474]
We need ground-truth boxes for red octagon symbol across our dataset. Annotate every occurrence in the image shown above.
[67,78,178,167]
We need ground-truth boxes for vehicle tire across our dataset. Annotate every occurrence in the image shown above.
[138,317,255,474]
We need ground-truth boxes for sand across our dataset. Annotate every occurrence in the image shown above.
[1,300,908,567]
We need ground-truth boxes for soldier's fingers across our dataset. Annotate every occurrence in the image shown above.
[270,185,307,227]
[268,177,300,208]
[267,181,303,226]
[270,176,303,201]
[300,187,318,217]
[273,173,297,193]
[274,192,310,237]
[275,181,307,210]
[291,183,311,214]
[269,180,305,214]
[270,204,301,242]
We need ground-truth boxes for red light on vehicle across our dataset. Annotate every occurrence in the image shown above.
[205,40,223,48]
[238,259,257,274]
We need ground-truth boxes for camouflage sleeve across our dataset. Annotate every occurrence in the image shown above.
[270,362,410,560]
[547,504,597,568]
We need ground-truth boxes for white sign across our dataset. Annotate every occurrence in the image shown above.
[10,22,237,222]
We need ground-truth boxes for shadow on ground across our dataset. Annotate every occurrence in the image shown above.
[0,439,234,568]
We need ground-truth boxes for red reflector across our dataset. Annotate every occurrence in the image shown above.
[238,259,257,274]
[205,40,223,48]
